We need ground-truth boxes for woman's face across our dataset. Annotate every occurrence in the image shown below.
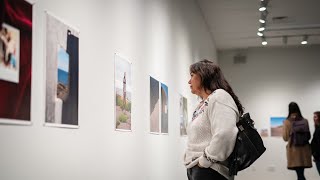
[314,114,319,125]
[188,72,202,95]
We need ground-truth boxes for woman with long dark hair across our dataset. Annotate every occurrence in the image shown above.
[282,102,312,180]
[183,59,243,180]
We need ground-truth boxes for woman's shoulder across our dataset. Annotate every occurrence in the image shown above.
[210,89,230,98]
[209,89,233,103]
[208,89,238,110]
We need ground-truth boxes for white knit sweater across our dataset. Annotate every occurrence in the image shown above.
[184,89,239,179]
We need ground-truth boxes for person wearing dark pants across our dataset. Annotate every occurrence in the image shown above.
[183,60,243,180]
[283,102,312,180]
[295,167,305,180]
[187,165,227,180]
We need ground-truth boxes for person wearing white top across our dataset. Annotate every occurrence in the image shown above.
[184,59,244,180]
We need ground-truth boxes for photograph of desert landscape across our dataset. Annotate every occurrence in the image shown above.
[114,54,132,131]
[270,117,285,137]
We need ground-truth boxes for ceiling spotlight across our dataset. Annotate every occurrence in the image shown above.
[301,35,308,45]
[259,0,268,11]
[262,36,267,45]
[259,11,267,23]
[258,24,265,31]
[259,7,266,11]
[257,32,263,36]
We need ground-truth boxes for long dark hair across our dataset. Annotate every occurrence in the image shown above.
[287,102,303,119]
[314,111,320,119]
[189,59,244,115]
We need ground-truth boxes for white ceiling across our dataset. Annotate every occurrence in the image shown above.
[197,0,320,50]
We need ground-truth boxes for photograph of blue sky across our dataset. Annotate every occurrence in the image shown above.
[270,117,286,127]
[57,47,69,72]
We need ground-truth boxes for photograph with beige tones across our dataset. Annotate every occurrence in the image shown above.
[150,76,159,133]
[114,54,132,131]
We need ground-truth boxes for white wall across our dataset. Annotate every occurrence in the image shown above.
[0,0,217,180]
[219,45,320,180]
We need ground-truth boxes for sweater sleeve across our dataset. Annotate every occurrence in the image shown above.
[198,100,238,168]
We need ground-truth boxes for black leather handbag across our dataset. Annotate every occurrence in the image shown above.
[227,113,266,176]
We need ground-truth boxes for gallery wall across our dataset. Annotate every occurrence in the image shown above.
[0,0,217,180]
[218,45,320,180]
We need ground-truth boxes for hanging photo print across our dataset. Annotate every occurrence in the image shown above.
[0,0,32,125]
[114,53,132,131]
[0,23,20,83]
[160,83,168,134]
[150,76,160,133]
[270,117,285,137]
[179,95,188,136]
[149,76,169,134]
[45,12,79,128]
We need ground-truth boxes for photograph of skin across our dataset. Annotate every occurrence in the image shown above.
[150,76,159,133]
[0,23,20,83]
[45,12,79,127]
[115,54,132,131]
[160,83,168,134]
[270,117,285,137]
[180,95,188,136]
[0,0,32,122]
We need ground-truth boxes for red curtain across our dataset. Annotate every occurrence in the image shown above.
[0,0,32,120]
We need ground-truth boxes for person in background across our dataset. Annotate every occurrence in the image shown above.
[183,59,243,180]
[311,111,320,175]
[282,102,312,180]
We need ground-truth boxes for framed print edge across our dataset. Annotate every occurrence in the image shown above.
[115,128,132,132]
[0,119,32,126]
[44,122,79,129]
[44,10,80,34]
[149,131,161,135]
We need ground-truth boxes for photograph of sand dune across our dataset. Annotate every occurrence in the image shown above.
[270,117,286,137]
[0,0,32,124]
[45,12,79,128]
[150,76,160,133]
[114,54,132,131]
